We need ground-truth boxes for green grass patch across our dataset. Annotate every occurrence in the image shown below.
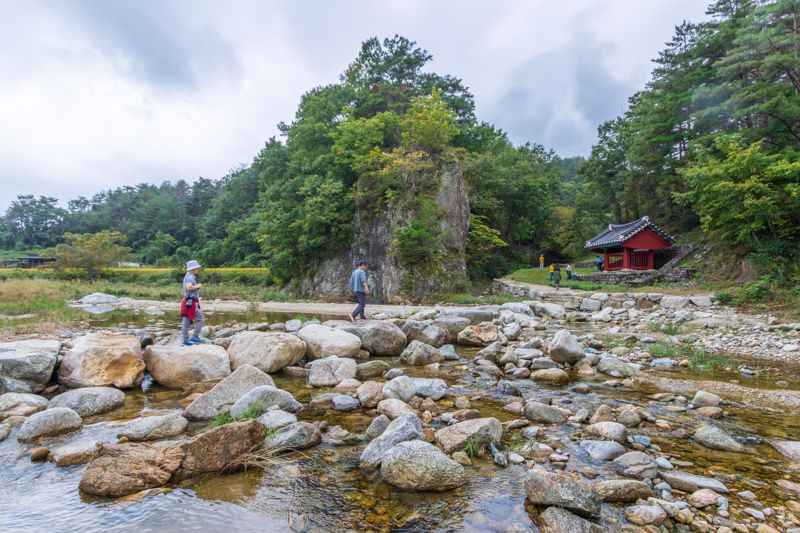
[645,342,729,371]
[647,322,682,335]
[209,412,234,427]
[208,402,264,428]
[506,267,624,292]
[438,293,528,305]
[463,434,487,458]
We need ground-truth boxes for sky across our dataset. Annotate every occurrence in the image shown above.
[0,0,710,210]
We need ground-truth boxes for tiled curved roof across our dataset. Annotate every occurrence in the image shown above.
[585,216,675,249]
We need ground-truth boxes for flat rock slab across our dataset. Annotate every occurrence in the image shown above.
[48,387,125,417]
[18,407,82,442]
[117,413,188,441]
[524,469,601,517]
[50,439,99,466]
[144,344,230,389]
[184,364,274,419]
[80,443,184,497]
[661,471,729,493]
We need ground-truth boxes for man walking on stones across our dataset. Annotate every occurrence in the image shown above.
[349,260,370,322]
[181,260,205,346]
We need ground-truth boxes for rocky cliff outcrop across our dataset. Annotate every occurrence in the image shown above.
[292,161,469,303]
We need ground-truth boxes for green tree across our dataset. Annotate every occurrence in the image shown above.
[55,231,133,277]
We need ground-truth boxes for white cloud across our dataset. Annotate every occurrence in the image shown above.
[0,0,709,209]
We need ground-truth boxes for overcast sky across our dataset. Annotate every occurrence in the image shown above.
[0,0,710,210]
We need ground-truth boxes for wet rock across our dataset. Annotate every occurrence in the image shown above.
[617,410,641,428]
[580,440,626,461]
[524,402,570,424]
[360,413,423,469]
[612,451,658,479]
[340,321,407,355]
[410,378,448,400]
[356,360,390,380]
[78,292,119,304]
[382,376,416,402]
[226,332,306,373]
[184,364,275,419]
[584,421,627,445]
[399,340,443,366]
[692,390,721,408]
[29,446,49,460]
[537,506,603,532]
[0,422,9,441]
[770,440,800,463]
[548,329,582,364]
[435,417,502,454]
[524,469,601,517]
[688,488,720,508]
[50,438,99,466]
[256,409,296,429]
[662,471,729,493]
[308,356,357,387]
[230,385,302,417]
[452,450,472,465]
[18,407,82,442]
[476,341,502,362]
[695,406,724,418]
[48,387,125,417]
[381,440,466,491]
[377,398,414,420]
[589,405,613,424]
[331,394,360,411]
[59,333,144,389]
[366,414,391,440]
[118,413,188,441]
[531,368,569,385]
[439,344,459,360]
[457,322,501,346]
[625,505,666,526]
[263,422,320,452]
[0,392,49,420]
[79,442,184,496]
[597,356,636,378]
[143,344,230,389]
[579,298,602,312]
[0,339,60,393]
[169,419,264,479]
[356,381,383,408]
[403,322,447,348]
[595,479,652,502]
[693,424,744,452]
[297,324,362,360]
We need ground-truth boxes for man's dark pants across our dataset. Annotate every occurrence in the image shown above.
[352,291,366,319]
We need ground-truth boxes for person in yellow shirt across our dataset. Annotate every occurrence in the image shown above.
[549,263,555,280]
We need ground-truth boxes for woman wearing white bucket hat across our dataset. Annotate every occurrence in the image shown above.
[181,260,205,346]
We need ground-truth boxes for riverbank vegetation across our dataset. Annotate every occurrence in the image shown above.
[1,1,798,303]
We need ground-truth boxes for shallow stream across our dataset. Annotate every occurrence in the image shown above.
[2,309,800,532]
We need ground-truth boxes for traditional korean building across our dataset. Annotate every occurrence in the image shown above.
[585,216,675,271]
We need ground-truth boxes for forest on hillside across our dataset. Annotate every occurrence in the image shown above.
[1,0,798,287]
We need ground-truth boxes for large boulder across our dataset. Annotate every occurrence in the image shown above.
[184,364,275,419]
[48,386,125,417]
[79,442,184,497]
[360,412,423,469]
[399,340,442,366]
[583,421,627,445]
[380,440,466,491]
[143,344,230,389]
[0,339,60,393]
[611,451,658,479]
[339,321,407,356]
[548,329,582,365]
[457,322,501,346]
[172,419,265,478]
[297,324,362,360]
[382,376,416,402]
[403,322,447,348]
[693,424,744,452]
[537,507,604,533]
[435,417,502,454]
[0,392,49,420]
[524,469,601,518]
[433,316,471,343]
[262,421,320,452]
[58,333,144,389]
[117,413,188,441]
[524,402,571,424]
[531,302,566,320]
[356,360,390,380]
[356,381,383,408]
[229,385,302,417]
[226,332,306,373]
[308,356,357,387]
[17,407,82,442]
[410,378,448,400]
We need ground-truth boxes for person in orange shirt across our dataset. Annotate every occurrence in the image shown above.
[539,254,545,269]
